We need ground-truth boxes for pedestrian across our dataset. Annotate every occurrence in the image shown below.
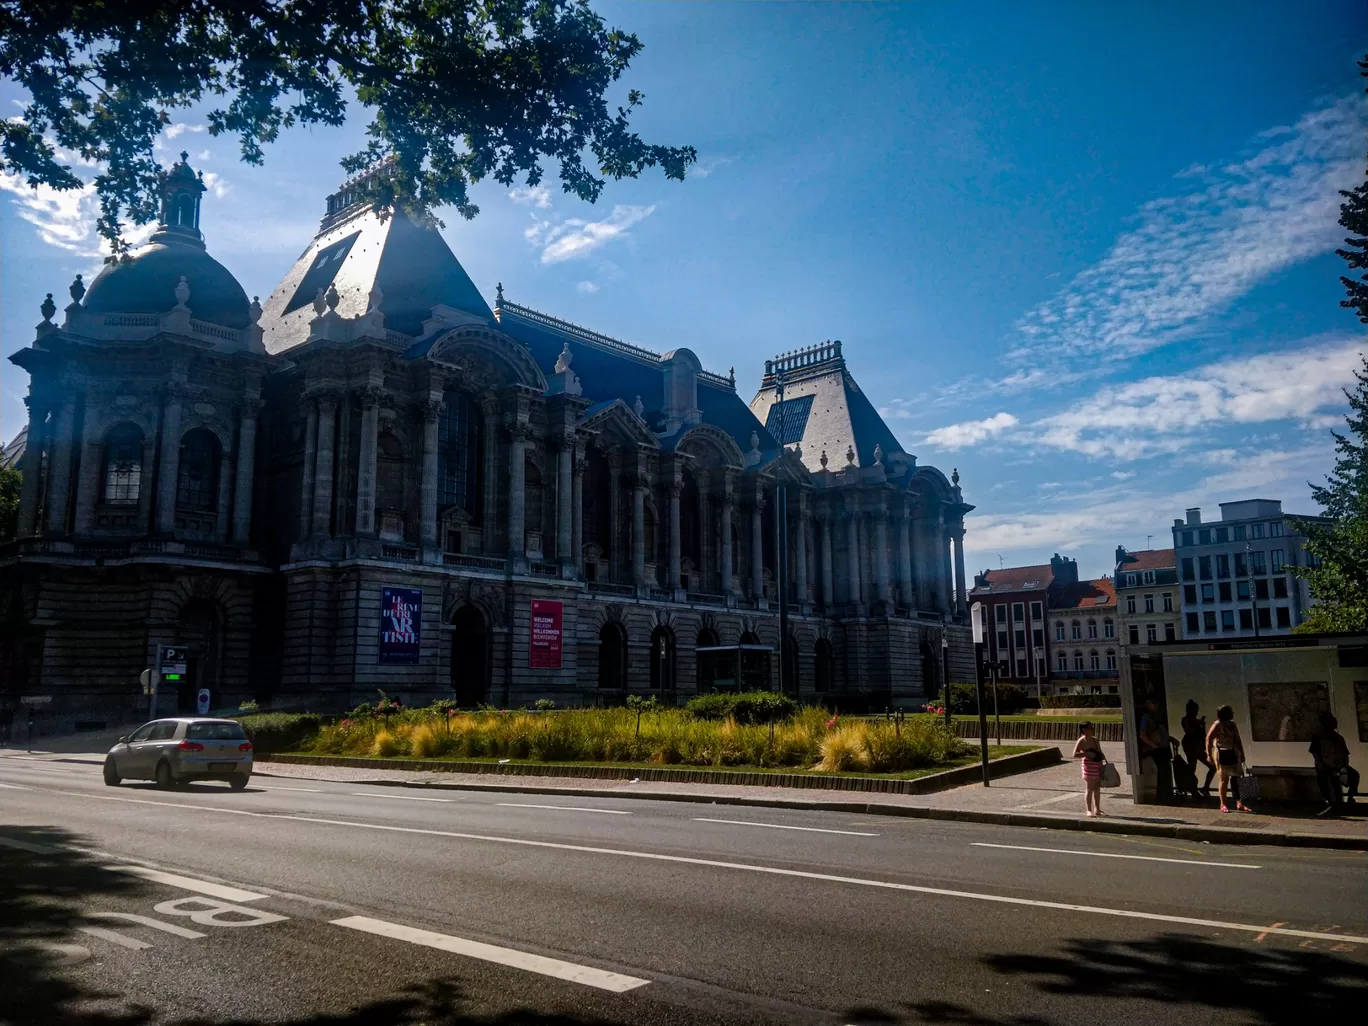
[1310,712,1360,816]
[0,703,12,745]
[1073,721,1107,818]
[1138,698,1175,804]
[1180,699,1216,797]
[1205,704,1251,814]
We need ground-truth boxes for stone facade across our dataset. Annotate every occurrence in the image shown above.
[1,159,976,728]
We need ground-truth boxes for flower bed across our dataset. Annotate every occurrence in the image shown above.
[301,705,971,774]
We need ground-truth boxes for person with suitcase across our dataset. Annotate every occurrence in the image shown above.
[1073,721,1110,818]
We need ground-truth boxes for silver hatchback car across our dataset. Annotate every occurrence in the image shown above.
[104,718,253,789]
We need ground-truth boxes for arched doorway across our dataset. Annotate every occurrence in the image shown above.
[814,638,833,694]
[451,605,489,706]
[176,599,219,714]
[598,622,627,690]
[649,626,675,692]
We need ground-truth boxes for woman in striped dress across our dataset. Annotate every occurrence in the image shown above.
[1073,722,1107,817]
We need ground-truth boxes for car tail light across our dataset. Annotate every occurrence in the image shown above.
[177,740,204,752]
[239,742,253,752]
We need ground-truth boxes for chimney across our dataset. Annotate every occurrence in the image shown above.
[1186,507,1201,526]
[1173,519,1183,528]
[1049,553,1079,585]
[1115,545,1127,567]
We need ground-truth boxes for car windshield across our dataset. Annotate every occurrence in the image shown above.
[186,722,247,740]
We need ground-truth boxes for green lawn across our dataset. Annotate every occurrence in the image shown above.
[276,745,1039,781]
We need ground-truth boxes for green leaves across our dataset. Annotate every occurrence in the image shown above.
[0,0,695,250]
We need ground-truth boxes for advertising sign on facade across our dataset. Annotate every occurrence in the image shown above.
[379,587,423,664]
[530,600,563,669]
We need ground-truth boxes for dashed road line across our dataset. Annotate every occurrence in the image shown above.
[350,792,456,803]
[969,842,1261,870]
[496,803,632,815]
[693,818,878,837]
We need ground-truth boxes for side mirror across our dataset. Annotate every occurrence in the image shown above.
[117,736,129,744]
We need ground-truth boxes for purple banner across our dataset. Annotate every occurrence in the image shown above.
[379,586,422,664]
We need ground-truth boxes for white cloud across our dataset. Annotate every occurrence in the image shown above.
[164,122,205,139]
[0,171,157,268]
[576,281,599,294]
[509,185,551,208]
[1031,335,1364,459]
[691,155,732,179]
[201,171,230,198]
[1013,94,1365,366]
[1111,471,1135,481]
[922,411,1019,450]
[528,204,656,265]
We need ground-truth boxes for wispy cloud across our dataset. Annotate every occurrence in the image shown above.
[576,280,599,294]
[691,155,732,179]
[525,204,656,265]
[201,171,230,198]
[923,411,1019,450]
[509,185,552,208]
[1031,335,1364,459]
[0,171,156,267]
[1013,94,1365,366]
[163,122,205,140]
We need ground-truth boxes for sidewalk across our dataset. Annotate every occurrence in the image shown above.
[7,743,1361,851]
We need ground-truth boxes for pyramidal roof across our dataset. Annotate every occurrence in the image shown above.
[260,174,492,354]
[748,341,905,472]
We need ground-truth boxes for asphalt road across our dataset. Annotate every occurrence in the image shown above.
[2,757,1365,1026]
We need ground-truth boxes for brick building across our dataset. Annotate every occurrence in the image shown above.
[0,157,976,727]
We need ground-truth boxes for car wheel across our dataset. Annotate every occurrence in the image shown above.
[103,757,121,787]
[229,775,249,791]
[154,760,175,789]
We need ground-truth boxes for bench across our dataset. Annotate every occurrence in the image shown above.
[1246,765,1320,803]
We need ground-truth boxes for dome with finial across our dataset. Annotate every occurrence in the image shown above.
[80,152,251,329]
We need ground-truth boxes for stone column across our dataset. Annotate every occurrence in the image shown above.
[720,476,736,596]
[355,389,381,536]
[16,398,48,537]
[230,399,259,545]
[298,400,317,541]
[556,439,573,565]
[696,470,710,592]
[73,433,101,536]
[875,506,892,608]
[795,493,809,605]
[480,398,500,553]
[572,449,585,573]
[953,519,969,618]
[154,388,183,535]
[420,398,442,555]
[507,423,527,561]
[311,395,337,538]
[667,481,683,590]
[938,510,953,614]
[819,513,834,608]
[214,445,233,542]
[750,489,765,600]
[631,477,646,585]
[898,507,914,610]
[846,506,862,606]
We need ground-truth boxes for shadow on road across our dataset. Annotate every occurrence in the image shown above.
[849,932,1368,1025]
[0,826,694,1026]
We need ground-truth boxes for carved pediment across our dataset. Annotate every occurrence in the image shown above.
[578,400,660,448]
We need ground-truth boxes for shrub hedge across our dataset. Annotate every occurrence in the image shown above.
[684,691,797,724]
[1040,693,1121,708]
[940,682,1031,715]
[237,712,323,754]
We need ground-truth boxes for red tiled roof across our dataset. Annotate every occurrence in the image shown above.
[1051,577,1116,610]
[970,564,1053,595]
[1118,548,1175,572]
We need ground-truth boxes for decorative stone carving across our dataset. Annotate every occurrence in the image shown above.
[249,296,263,323]
[174,276,191,310]
[819,449,828,470]
[846,444,856,466]
[313,288,327,315]
[69,274,85,304]
[39,293,56,324]
[633,395,645,419]
[324,283,340,311]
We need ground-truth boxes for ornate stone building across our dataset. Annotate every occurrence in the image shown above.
[1,158,975,726]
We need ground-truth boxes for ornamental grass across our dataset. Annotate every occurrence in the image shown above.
[304,705,969,775]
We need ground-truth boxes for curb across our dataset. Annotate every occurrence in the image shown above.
[257,746,1062,795]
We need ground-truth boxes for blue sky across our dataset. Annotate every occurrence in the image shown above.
[2,2,1365,578]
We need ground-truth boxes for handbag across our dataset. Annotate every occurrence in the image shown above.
[1100,762,1121,789]
[1234,771,1260,801]
[1217,748,1239,767]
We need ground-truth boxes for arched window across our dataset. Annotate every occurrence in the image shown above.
[376,431,405,512]
[1089,650,1100,671]
[525,459,543,536]
[176,428,219,511]
[1070,620,1081,641]
[598,622,627,690]
[1105,650,1117,671]
[1087,619,1098,639]
[1054,621,1065,642]
[437,390,483,516]
[649,626,675,691]
[102,423,143,505]
[814,638,833,693]
[1073,650,1084,671]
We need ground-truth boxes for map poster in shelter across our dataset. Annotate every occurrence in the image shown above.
[530,600,563,669]
[379,587,422,664]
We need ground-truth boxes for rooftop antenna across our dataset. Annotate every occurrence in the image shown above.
[998,554,1004,569]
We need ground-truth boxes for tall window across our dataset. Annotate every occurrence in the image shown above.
[1087,619,1098,639]
[1162,593,1173,612]
[1089,651,1100,671]
[1144,594,1154,613]
[1146,623,1157,644]
[524,460,543,536]
[1103,618,1114,639]
[814,638,833,693]
[1030,601,1043,621]
[1105,650,1117,670]
[176,428,219,511]
[1142,570,1155,585]
[1128,624,1139,645]
[583,448,612,550]
[437,390,483,514]
[102,423,143,504]
[1073,651,1084,671]
[1071,620,1081,640]
[1056,652,1067,672]
[376,432,406,512]
[1054,621,1064,641]
[1126,595,1136,614]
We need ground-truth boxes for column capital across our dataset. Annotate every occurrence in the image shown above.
[666,481,682,498]
[423,397,445,422]
[506,421,533,444]
[239,396,264,417]
[357,385,386,410]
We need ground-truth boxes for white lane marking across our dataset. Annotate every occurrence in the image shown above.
[350,791,456,803]
[78,926,151,951]
[255,785,324,793]
[331,915,650,993]
[33,786,1368,947]
[1013,791,1082,810]
[969,842,1262,870]
[0,835,60,854]
[0,782,33,790]
[87,911,206,939]
[694,818,878,837]
[496,803,632,815]
[113,865,268,902]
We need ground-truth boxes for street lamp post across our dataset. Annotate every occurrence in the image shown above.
[941,617,952,730]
